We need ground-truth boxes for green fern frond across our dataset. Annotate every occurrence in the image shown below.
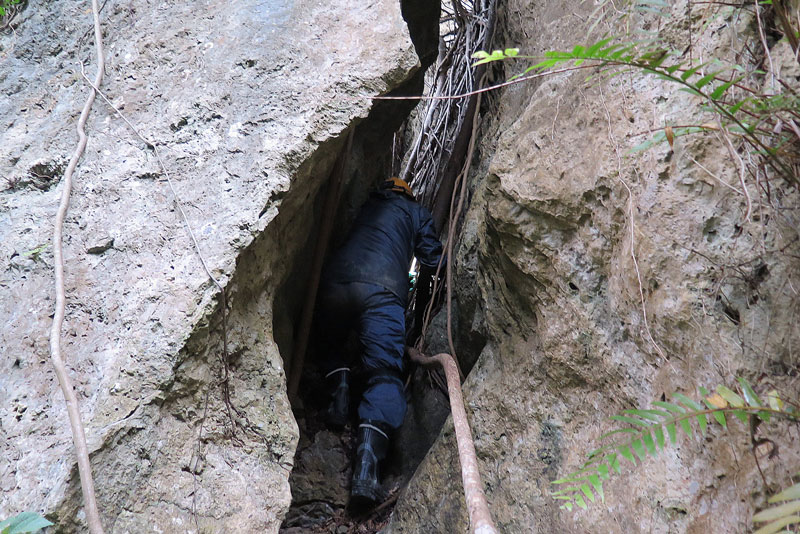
[752,482,800,534]
[472,35,799,184]
[551,380,798,512]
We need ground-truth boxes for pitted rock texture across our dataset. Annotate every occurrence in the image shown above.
[388,2,799,533]
[0,0,420,531]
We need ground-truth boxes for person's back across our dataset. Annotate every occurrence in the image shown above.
[325,188,441,301]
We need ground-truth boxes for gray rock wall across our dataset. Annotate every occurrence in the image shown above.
[388,1,800,533]
[0,0,421,531]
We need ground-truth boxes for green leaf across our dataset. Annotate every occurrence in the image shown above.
[599,427,640,440]
[738,378,762,407]
[753,515,800,534]
[710,76,744,100]
[571,45,586,57]
[673,393,704,411]
[694,70,725,90]
[610,415,653,427]
[653,401,686,414]
[641,431,657,455]
[678,417,693,438]
[697,413,708,436]
[622,409,663,422]
[770,484,800,503]
[732,409,749,424]
[597,463,610,480]
[610,44,637,60]
[717,386,745,408]
[665,62,684,75]
[618,445,636,464]
[504,48,519,57]
[653,425,666,449]
[631,439,647,460]
[673,394,709,435]
[712,410,728,429]
[580,483,596,503]
[588,474,605,502]
[586,37,614,56]
[472,51,490,59]
[680,62,708,81]
[680,87,704,97]
[607,453,622,474]
[753,501,800,522]
[666,422,678,444]
[0,513,53,534]
[562,502,574,512]
[576,495,588,510]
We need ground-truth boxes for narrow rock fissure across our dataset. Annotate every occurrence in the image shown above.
[266,4,449,532]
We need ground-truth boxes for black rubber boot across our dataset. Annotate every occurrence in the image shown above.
[324,368,350,428]
[350,421,389,509]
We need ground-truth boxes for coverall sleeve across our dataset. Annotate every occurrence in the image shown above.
[414,210,444,269]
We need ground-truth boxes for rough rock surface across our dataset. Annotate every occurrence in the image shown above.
[0,0,421,531]
[388,1,800,533]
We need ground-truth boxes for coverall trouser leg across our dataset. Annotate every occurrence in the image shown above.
[316,281,407,430]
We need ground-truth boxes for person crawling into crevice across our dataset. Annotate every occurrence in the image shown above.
[314,177,443,509]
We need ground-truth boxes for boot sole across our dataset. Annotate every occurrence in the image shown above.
[349,481,384,509]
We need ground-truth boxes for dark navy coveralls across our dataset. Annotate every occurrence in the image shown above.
[317,189,443,430]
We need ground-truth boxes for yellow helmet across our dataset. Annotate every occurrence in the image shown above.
[383,177,415,199]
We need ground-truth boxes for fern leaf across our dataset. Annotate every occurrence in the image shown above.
[653,425,666,449]
[702,393,728,428]
[610,44,637,60]
[753,515,800,534]
[586,37,614,56]
[575,495,588,510]
[610,415,653,427]
[767,390,785,411]
[674,393,709,435]
[716,386,745,407]
[631,439,647,460]
[680,62,708,81]
[641,431,657,455]
[622,409,666,422]
[606,453,622,474]
[597,463,610,480]
[680,87,705,97]
[618,444,636,464]
[732,409,750,424]
[694,70,725,90]
[770,484,800,503]
[580,483,596,503]
[710,76,744,100]
[600,427,640,440]
[653,401,685,414]
[753,501,800,522]
[678,417,693,438]
[588,474,605,502]
[666,422,678,444]
[665,62,684,75]
[738,378,762,407]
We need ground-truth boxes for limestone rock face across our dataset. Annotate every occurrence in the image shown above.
[388,1,800,533]
[0,0,421,531]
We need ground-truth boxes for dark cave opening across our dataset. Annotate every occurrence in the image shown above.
[270,3,447,531]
